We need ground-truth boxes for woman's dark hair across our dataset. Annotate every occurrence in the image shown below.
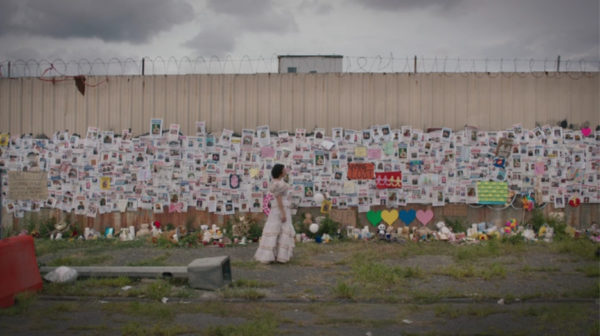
[271,164,285,179]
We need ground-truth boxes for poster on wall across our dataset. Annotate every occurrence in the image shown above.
[151,119,163,137]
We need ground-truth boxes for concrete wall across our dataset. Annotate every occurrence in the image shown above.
[1,72,597,137]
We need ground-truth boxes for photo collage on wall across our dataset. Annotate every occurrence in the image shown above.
[0,122,598,218]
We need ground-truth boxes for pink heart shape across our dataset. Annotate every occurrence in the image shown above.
[416,209,434,226]
[581,127,591,137]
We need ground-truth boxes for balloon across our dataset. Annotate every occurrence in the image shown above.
[313,193,324,204]
[309,223,319,234]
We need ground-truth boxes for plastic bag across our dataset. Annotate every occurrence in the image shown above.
[44,266,78,283]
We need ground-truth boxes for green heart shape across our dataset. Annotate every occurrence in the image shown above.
[366,210,382,227]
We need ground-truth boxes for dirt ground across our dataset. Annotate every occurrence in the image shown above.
[1,238,598,335]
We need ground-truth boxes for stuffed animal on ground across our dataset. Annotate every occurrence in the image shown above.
[415,226,433,240]
[136,223,151,237]
[377,223,387,239]
[151,221,162,237]
[435,221,455,241]
[50,220,70,240]
[119,228,131,241]
[162,226,187,244]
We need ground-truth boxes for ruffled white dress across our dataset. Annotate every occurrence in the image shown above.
[254,180,296,263]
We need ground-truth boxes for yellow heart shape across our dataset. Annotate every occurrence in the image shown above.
[381,209,399,225]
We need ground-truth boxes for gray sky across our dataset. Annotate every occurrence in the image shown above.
[0,0,598,72]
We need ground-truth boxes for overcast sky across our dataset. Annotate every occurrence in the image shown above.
[0,0,598,72]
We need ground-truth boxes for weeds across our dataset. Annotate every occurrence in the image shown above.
[435,304,506,318]
[103,301,175,321]
[0,291,38,316]
[332,281,357,299]
[230,279,275,288]
[552,239,597,260]
[202,316,278,336]
[122,322,193,336]
[146,279,172,301]
[575,265,600,277]
[47,254,112,266]
[127,252,171,266]
[220,288,266,300]
[435,263,506,280]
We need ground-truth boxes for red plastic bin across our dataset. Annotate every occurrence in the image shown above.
[0,235,43,308]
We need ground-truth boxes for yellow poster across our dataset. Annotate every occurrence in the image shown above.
[0,134,9,147]
[100,176,111,190]
[354,146,367,158]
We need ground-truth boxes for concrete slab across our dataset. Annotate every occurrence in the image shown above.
[39,256,232,290]
[187,256,232,290]
[39,266,188,279]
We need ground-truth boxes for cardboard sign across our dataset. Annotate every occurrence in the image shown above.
[8,171,48,200]
[375,172,402,189]
[347,163,375,180]
[329,208,357,227]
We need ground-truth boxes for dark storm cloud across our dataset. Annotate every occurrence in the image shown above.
[183,26,238,57]
[352,0,465,11]
[464,0,599,59]
[0,0,194,43]
[205,0,297,33]
[185,0,297,56]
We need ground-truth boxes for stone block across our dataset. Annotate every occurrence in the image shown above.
[187,256,232,290]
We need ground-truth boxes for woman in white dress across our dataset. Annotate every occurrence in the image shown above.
[254,164,295,264]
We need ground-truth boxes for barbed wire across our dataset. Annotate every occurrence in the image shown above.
[0,55,598,77]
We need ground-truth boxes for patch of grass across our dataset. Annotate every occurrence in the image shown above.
[86,276,133,287]
[146,279,172,301]
[173,287,195,298]
[410,289,465,303]
[551,239,597,260]
[562,283,600,299]
[436,263,506,280]
[220,288,266,300]
[127,252,171,266]
[122,322,193,336]
[315,317,397,327]
[0,291,38,316]
[45,302,79,314]
[43,276,134,297]
[434,304,460,318]
[480,263,507,280]
[520,265,560,273]
[202,316,278,336]
[67,324,110,333]
[515,303,597,335]
[231,260,261,269]
[189,302,287,327]
[331,281,357,299]
[103,301,175,321]
[349,252,423,287]
[47,254,112,266]
[35,238,146,257]
[230,279,275,288]
[575,265,600,277]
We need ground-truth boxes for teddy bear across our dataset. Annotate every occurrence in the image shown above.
[136,223,151,237]
[377,223,387,240]
[303,213,313,230]
[50,219,70,240]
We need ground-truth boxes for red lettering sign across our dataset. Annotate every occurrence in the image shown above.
[347,163,375,180]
